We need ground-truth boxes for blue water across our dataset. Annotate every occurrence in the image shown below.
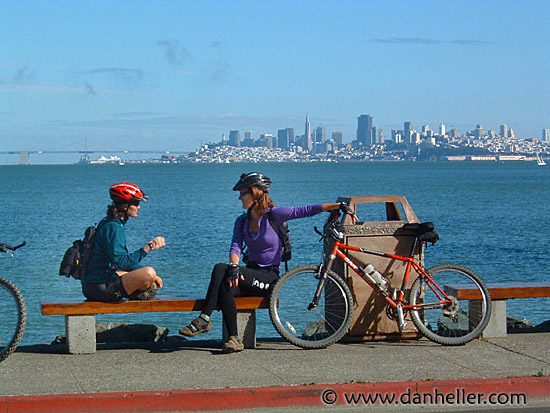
[1,162,548,345]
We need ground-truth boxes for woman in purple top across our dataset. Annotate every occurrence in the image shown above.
[180,172,346,353]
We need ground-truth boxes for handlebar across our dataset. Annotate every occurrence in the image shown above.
[0,241,26,257]
[314,203,356,241]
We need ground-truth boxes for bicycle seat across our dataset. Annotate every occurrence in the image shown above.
[401,222,435,235]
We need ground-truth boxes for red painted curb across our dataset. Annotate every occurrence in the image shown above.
[1,376,549,412]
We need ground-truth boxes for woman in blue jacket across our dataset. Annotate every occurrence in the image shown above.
[82,182,165,302]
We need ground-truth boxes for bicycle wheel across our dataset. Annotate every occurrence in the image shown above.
[408,264,491,345]
[0,277,26,362]
[269,265,354,349]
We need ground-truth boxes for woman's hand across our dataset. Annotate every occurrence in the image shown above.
[228,263,244,287]
[145,236,166,253]
[154,276,163,289]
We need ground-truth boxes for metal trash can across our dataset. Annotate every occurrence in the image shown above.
[330,195,424,342]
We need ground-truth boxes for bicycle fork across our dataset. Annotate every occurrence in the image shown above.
[308,263,329,310]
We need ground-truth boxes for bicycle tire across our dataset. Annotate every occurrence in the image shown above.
[408,264,491,345]
[269,265,354,349]
[0,277,26,362]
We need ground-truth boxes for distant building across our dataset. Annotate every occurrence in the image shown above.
[332,131,343,147]
[372,126,384,144]
[258,133,273,148]
[542,128,550,142]
[244,131,252,140]
[391,129,403,144]
[229,130,240,147]
[500,124,509,138]
[357,114,373,146]
[304,113,312,151]
[439,123,446,136]
[313,126,326,144]
[471,124,488,139]
[404,121,414,143]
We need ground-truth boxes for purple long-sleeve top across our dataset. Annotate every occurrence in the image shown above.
[230,204,324,270]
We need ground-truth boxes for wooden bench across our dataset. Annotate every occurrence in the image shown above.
[41,295,270,354]
[444,282,550,338]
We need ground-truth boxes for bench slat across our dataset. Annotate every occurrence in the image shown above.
[41,295,269,316]
[444,282,550,300]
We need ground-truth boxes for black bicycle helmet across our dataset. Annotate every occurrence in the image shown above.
[233,172,272,193]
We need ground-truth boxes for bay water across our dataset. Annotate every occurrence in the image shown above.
[1,161,548,346]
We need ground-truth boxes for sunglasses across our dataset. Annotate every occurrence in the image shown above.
[239,190,252,197]
[129,199,140,206]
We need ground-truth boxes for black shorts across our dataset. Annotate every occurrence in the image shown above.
[82,276,128,302]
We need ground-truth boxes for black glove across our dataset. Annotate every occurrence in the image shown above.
[228,263,240,281]
[339,202,353,215]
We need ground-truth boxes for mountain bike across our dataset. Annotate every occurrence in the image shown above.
[269,208,491,349]
[0,241,27,362]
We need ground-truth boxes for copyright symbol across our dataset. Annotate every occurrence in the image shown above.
[322,389,337,405]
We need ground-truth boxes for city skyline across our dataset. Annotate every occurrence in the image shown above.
[2,1,550,156]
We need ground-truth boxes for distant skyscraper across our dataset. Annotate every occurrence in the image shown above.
[543,128,550,142]
[244,131,252,140]
[277,128,295,150]
[332,132,343,147]
[372,126,383,144]
[229,130,240,147]
[500,124,509,138]
[404,122,414,143]
[259,133,273,148]
[304,113,312,151]
[357,114,373,146]
[439,123,446,136]
[314,126,326,143]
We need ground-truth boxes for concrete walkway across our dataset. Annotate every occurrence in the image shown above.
[0,333,549,411]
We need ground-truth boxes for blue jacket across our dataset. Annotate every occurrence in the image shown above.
[82,217,147,285]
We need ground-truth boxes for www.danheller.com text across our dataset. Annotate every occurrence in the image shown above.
[320,388,527,406]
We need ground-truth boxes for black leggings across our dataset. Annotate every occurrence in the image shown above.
[201,263,279,337]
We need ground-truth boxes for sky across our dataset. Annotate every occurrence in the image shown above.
[2,0,550,157]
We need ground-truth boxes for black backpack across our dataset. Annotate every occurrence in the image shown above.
[242,210,292,271]
[59,220,109,280]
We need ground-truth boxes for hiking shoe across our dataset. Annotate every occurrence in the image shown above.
[222,335,244,353]
[127,286,157,301]
[179,316,211,337]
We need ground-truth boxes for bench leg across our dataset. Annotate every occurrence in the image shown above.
[222,310,256,349]
[65,315,96,354]
[474,299,507,338]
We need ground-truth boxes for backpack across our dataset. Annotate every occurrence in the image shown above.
[241,210,292,271]
[59,220,109,280]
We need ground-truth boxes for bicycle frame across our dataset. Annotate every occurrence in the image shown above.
[312,230,454,329]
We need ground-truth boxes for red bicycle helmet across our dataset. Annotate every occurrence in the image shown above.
[109,182,148,203]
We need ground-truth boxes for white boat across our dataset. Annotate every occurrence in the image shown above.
[536,153,546,166]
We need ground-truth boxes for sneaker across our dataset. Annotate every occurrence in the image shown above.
[127,286,157,301]
[222,335,244,353]
[179,316,211,337]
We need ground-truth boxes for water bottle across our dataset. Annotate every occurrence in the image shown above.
[363,263,388,290]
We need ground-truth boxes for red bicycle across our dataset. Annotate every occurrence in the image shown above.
[269,207,492,349]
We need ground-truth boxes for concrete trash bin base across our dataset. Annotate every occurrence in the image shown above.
[331,195,425,342]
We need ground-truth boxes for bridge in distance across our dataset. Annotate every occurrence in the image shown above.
[0,150,184,164]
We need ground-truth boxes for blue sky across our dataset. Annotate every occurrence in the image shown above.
[2,0,549,154]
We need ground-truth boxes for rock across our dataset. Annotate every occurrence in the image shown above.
[51,322,169,345]
[507,315,535,333]
[533,320,550,333]
[95,322,169,343]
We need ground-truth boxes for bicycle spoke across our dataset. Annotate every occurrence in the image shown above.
[269,265,354,349]
[408,264,491,345]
